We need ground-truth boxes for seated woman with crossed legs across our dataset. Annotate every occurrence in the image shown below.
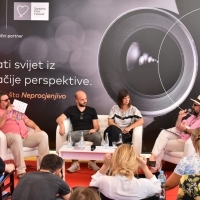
[104,89,144,145]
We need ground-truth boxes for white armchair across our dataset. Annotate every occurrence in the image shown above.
[163,135,195,164]
[56,115,143,155]
[0,129,40,169]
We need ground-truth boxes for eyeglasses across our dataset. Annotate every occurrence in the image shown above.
[193,103,200,107]
[0,98,9,102]
[80,113,84,120]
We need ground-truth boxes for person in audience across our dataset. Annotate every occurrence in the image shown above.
[89,144,161,200]
[177,173,200,200]
[0,91,49,178]
[56,90,102,173]
[0,157,15,175]
[149,95,200,172]
[104,89,143,146]
[12,154,71,200]
[69,187,100,200]
[0,158,15,200]
[165,127,200,190]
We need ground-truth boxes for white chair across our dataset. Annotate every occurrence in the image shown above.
[56,115,143,155]
[163,136,195,164]
[0,128,40,169]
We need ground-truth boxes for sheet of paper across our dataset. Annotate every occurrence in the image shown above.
[162,128,181,136]
[13,99,28,113]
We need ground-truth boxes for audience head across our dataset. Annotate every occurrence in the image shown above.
[0,91,8,99]
[110,144,138,179]
[191,127,200,156]
[117,89,131,108]
[70,187,100,200]
[40,154,63,174]
[75,90,87,107]
[0,91,10,109]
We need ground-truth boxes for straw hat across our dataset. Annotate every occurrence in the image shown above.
[190,95,200,105]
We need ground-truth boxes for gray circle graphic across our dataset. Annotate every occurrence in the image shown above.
[98,7,198,116]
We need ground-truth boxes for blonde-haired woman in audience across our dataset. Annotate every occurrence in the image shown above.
[69,187,100,200]
[166,127,200,190]
[90,144,161,200]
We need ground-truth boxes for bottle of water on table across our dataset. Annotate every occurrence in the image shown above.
[104,132,109,149]
[157,170,166,200]
[67,131,72,148]
[79,132,85,147]
[118,133,123,144]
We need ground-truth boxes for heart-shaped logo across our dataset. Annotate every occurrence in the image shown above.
[17,5,29,18]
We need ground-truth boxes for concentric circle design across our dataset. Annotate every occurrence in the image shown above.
[99,7,198,116]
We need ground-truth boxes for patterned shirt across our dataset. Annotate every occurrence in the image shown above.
[0,109,29,138]
[108,105,142,128]
[178,174,200,200]
[174,153,200,176]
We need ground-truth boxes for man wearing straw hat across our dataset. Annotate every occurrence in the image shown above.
[149,95,200,172]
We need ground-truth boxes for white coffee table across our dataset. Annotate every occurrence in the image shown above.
[59,145,115,178]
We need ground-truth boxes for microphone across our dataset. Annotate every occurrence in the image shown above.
[91,145,96,151]
[182,109,192,118]
[186,109,192,114]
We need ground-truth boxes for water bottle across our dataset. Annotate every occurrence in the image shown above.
[104,132,109,148]
[118,133,123,144]
[79,132,85,147]
[157,170,166,200]
[67,132,72,148]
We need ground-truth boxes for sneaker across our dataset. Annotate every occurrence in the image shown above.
[67,162,80,173]
[17,172,26,179]
[88,161,100,171]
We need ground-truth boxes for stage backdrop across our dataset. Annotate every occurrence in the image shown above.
[0,0,200,151]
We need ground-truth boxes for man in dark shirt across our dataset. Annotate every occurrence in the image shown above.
[12,154,71,200]
[56,90,102,172]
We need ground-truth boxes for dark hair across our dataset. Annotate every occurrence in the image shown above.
[117,89,131,108]
[70,187,100,200]
[0,91,8,100]
[40,154,63,173]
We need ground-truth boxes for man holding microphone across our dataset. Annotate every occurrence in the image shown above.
[148,95,200,172]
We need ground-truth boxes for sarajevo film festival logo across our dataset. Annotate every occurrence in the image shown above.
[14,2,49,21]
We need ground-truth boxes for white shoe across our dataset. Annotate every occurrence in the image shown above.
[88,162,100,171]
[67,162,80,173]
